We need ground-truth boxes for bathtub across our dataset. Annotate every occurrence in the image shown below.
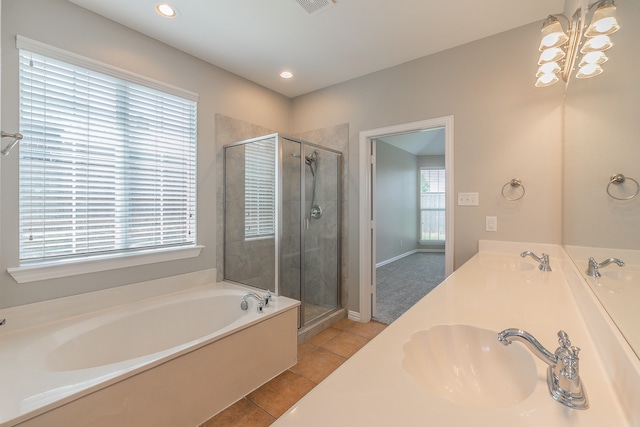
[0,275,299,427]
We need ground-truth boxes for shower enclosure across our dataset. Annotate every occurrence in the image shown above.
[224,134,341,329]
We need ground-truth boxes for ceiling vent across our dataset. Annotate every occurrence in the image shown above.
[295,0,335,15]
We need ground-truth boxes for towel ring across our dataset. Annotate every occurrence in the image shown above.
[607,173,639,201]
[501,178,525,201]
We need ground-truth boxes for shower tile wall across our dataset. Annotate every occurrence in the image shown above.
[304,149,339,312]
[294,125,349,312]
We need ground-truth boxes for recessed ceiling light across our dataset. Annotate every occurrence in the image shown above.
[156,3,177,18]
[280,71,293,79]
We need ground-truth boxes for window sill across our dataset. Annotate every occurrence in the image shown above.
[7,245,204,284]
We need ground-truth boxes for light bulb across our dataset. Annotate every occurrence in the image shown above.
[156,3,177,18]
[581,35,613,53]
[535,73,559,87]
[576,63,604,78]
[538,47,566,65]
[536,62,561,77]
[585,1,619,37]
[539,16,569,50]
[578,51,608,67]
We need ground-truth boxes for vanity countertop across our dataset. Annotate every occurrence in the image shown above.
[273,241,637,427]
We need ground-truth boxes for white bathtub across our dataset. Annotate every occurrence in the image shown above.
[0,276,299,427]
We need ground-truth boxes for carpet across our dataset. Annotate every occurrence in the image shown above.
[373,252,445,324]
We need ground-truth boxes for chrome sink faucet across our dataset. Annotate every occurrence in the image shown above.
[586,257,625,277]
[497,329,588,409]
[520,251,552,271]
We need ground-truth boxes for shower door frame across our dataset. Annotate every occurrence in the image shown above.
[279,136,343,329]
[223,134,342,329]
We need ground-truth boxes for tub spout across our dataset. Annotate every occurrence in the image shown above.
[240,292,266,313]
[498,328,588,409]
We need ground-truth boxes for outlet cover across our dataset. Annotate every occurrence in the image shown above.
[486,216,498,232]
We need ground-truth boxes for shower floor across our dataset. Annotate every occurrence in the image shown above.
[303,302,335,324]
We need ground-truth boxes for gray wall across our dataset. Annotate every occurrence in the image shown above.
[375,141,419,263]
[0,0,567,317]
[563,0,640,249]
[0,0,291,307]
[291,22,564,313]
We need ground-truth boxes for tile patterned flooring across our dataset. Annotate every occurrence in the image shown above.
[200,318,387,427]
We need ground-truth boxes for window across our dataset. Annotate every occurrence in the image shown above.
[244,138,276,239]
[18,44,197,264]
[420,168,446,242]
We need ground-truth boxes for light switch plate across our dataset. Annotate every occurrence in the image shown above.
[458,192,479,206]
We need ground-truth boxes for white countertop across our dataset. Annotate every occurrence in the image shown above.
[273,242,637,427]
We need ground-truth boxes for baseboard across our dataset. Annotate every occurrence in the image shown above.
[348,310,361,322]
[376,250,417,269]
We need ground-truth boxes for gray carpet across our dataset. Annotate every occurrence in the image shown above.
[374,252,445,324]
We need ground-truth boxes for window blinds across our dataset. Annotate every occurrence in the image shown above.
[18,49,197,262]
[244,138,276,239]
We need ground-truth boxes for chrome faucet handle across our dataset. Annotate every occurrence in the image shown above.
[263,290,273,307]
[586,257,624,277]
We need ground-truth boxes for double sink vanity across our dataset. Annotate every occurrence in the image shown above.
[273,240,640,426]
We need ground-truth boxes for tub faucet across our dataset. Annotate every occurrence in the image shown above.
[586,257,625,278]
[497,329,588,409]
[520,251,552,272]
[240,292,266,313]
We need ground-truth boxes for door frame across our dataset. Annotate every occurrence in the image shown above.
[358,116,454,323]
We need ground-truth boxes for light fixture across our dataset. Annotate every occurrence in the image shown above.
[535,0,619,88]
[280,71,294,79]
[156,3,177,18]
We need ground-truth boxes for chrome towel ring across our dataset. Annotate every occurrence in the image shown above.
[501,178,525,201]
[607,173,639,201]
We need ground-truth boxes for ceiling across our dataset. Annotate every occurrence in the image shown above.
[378,128,445,156]
[68,0,565,98]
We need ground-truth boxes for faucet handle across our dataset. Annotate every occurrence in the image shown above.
[557,330,571,347]
[263,290,273,307]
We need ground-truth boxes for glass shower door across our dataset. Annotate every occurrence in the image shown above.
[301,145,340,325]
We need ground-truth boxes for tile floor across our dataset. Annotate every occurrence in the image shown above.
[200,318,387,427]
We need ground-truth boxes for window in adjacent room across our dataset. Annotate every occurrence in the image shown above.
[18,45,198,264]
[420,168,446,242]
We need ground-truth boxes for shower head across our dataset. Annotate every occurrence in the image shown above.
[304,151,318,165]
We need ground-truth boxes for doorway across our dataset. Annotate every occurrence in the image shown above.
[358,117,454,323]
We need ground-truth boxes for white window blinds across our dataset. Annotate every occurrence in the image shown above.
[18,48,197,263]
[244,138,276,239]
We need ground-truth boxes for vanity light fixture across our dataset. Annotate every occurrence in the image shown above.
[535,0,619,87]
[156,3,177,18]
[280,71,294,79]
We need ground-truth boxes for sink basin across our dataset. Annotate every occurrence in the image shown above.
[480,259,535,271]
[402,325,537,408]
[602,270,639,282]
